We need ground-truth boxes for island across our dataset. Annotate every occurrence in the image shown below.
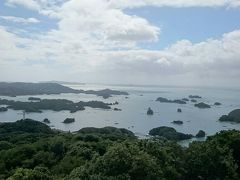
[63,118,75,124]
[214,102,222,106]
[0,98,112,113]
[172,120,183,125]
[149,126,193,140]
[43,118,50,124]
[28,97,41,101]
[194,102,211,109]
[82,89,129,99]
[196,130,206,138]
[147,107,154,115]
[219,109,240,123]
[177,108,182,113]
[191,99,197,103]
[156,97,186,104]
[0,82,129,99]
[0,107,8,112]
[182,98,189,101]
[113,108,122,111]
[0,82,79,96]
[189,95,202,99]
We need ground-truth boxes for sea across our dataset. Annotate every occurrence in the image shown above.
[0,83,240,144]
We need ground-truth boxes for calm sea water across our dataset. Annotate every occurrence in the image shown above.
[0,84,240,140]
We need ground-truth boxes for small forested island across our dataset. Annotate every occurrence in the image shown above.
[63,118,75,124]
[0,98,111,113]
[0,82,129,99]
[172,120,183,125]
[196,130,206,138]
[149,126,193,140]
[219,109,240,123]
[43,118,50,124]
[194,102,211,109]
[156,97,186,104]
[82,88,129,99]
[0,107,8,112]
[0,119,240,179]
[182,98,189,101]
[113,108,122,111]
[28,97,41,101]
[189,95,202,99]
[147,107,154,115]
[191,99,197,103]
[177,108,182,113]
[214,102,222,106]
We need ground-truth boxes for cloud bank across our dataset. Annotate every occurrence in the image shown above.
[1,0,240,87]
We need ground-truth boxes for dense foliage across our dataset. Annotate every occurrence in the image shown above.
[1,119,240,180]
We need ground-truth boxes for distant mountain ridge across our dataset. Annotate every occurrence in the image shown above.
[0,82,79,96]
[0,82,128,98]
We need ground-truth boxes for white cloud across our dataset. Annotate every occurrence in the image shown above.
[1,0,240,86]
[55,0,160,46]
[0,16,40,23]
[5,0,240,11]
[108,0,240,9]
[5,0,41,10]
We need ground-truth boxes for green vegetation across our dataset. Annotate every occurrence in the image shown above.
[219,109,240,123]
[1,120,240,179]
[0,99,111,113]
[194,102,211,109]
[156,97,186,104]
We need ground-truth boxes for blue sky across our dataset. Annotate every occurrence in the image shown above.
[125,6,240,49]
[0,0,240,87]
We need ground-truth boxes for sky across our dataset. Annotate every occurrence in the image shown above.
[0,0,240,87]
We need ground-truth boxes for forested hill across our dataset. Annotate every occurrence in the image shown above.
[1,119,240,179]
[0,82,129,98]
[0,82,79,96]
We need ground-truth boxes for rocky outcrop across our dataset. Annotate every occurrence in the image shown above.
[147,107,154,115]
[196,130,206,138]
